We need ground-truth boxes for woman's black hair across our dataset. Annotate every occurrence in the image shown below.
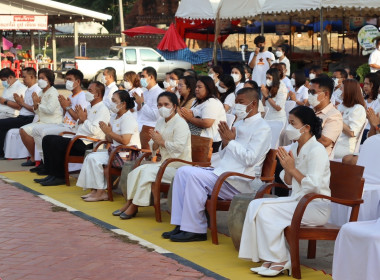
[266,68,281,97]
[179,75,196,106]
[289,106,323,139]
[193,76,217,105]
[170,68,185,80]
[38,68,55,86]
[157,91,179,107]
[364,73,379,100]
[294,70,306,89]
[113,90,135,109]
[184,69,198,79]
[231,64,245,83]
[218,74,235,103]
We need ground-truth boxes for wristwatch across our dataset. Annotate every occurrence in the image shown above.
[3,100,8,105]
[265,96,270,101]
[66,106,72,111]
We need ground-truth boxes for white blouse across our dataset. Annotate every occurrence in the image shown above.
[191,98,227,141]
[334,104,366,159]
[224,92,236,113]
[264,81,288,124]
[110,110,140,148]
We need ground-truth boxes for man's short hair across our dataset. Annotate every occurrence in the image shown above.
[310,76,334,98]
[66,69,84,83]
[334,68,348,79]
[38,68,55,86]
[236,87,259,103]
[143,66,157,81]
[22,67,37,77]
[91,81,105,98]
[254,35,265,45]
[0,68,16,78]
[104,67,116,81]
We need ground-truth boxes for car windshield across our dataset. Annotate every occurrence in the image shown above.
[108,48,122,60]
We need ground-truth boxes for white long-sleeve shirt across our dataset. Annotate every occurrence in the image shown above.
[0,79,27,117]
[213,112,272,193]
[138,84,163,129]
[103,82,118,109]
[36,86,63,124]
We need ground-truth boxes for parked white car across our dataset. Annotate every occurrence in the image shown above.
[60,46,192,83]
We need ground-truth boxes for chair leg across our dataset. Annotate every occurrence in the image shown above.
[285,229,301,279]
[152,183,162,222]
[307,240,317,259]
[105,168,113,201]
[64,161,70,186]
[208,207,218,245]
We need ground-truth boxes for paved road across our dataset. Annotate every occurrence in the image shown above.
[0,181,214,280]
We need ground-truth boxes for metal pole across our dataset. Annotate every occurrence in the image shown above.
[260,14,264,35]
[74,21,79,57]
[118,0,126,44]
[30,31,35,60]
[52,24,57,71]
[320,7,323,63]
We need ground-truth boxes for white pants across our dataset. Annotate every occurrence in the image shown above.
[76,151,109,190]
[126,163,177,206]
[170,166,240,234]
[239,197,330,263]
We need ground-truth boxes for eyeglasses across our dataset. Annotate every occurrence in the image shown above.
[308,89,324,95]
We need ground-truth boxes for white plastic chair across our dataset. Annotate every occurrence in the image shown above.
[226,113,236,129]
[285,100,296,119]
[329,134,380,226]
[266,120,284,149]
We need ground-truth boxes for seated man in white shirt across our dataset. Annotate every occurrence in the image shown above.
[331,69,348,106]
[162,87,272,242]
[33,81,110,186]
[0,67,39,159]
[102,67,119,109]
[133,66,163,131]
[0,67,27,119]
[29,69,89,172]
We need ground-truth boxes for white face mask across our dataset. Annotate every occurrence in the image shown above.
[140,78,148,88]
[285,124,305,141]
[234,102,252,120]
[38,79,48,89]
[208,73,215,80]
[231,73,241,83]
[291,78,296,86]
[101,74,107,84]
[266,79,273,87]
[169,79,177,88]
[66,80,75,91]
[309,73,316,80]
[124,81,132,90]
[2,80,9,88]
[333,78,339,87]
[85,91,95,103]
[217,85,227,93]
[275,51,283,58]
[109,102,120,114]
[245,73,250,80]
[158,106,173,118]
[163,81,170,89]
[308,93,320,108]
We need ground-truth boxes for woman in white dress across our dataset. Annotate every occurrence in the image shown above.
[288,70,308,106]
[334,79,366,159]
[261,68,288,125]
[180,76,226,152]
[361,73,380,143]
[231,65,245,94]
[217,74,236,113]
[239,106,331,277]
[116,92,192,219]
[77,90,140,202]
[122,71,143,119]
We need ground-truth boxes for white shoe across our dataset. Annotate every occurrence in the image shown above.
[250,262,271,273]
[258,261,292,277]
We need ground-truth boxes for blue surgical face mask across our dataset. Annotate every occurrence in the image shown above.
[2,80,9,88]
[140,77,148,88]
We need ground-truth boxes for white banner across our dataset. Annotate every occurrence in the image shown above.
[0,15,48,30]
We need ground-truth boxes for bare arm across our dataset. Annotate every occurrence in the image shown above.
[317,135,333,148]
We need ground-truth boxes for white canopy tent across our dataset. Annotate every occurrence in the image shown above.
[0,0,112,70]
[175,0,221,20]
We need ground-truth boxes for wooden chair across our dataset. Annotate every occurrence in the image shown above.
[150,135,213,222]
[255,161,365,279]
[61,132,102,186]
[206,149,277,245]
[140,125,154,150]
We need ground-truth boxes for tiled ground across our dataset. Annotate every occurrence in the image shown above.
[0,181,214,280]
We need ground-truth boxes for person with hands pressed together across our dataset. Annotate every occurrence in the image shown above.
[262,68,288,125]
[33,81,110,186]
[113,92,191,219]
[163,88,271,242]
[0,67,39,159]
[239,106,331,277]
[77,90,140,201]
[20,68,62,166]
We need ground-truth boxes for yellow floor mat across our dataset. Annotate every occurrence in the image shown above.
[1,171,332,280]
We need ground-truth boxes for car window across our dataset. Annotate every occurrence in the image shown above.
[140,49,161,62]
[108,48,122,60]
[125,49,137,64]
